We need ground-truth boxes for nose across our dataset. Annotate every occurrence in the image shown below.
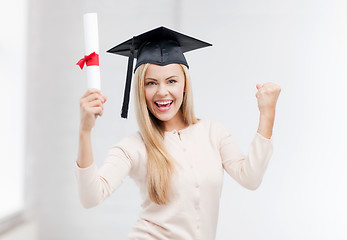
[156,83,169,97]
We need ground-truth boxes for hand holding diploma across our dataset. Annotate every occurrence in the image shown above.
[77,88,107,169]
[255,82,281,139]
[77,13,106,131]
[80,89,107,132]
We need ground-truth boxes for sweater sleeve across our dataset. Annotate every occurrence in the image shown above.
[75,143,132,208]
[213,121,273,190]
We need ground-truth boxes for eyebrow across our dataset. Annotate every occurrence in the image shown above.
[145,75,178,81]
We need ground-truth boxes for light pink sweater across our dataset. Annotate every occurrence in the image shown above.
[75,119,273,239]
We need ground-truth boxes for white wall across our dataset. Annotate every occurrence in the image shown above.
[24,0,347,239]
[180,1,347,239]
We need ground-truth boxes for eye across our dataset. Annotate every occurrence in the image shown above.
[145,81,156,86]
[168,79,177,84]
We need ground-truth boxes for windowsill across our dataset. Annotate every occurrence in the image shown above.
[0,211,27,236]
[0,211,38,240]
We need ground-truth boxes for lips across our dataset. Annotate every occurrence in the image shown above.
[154,100,173,112]
[155,100,173,107]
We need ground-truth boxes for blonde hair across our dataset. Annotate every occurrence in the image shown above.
[133,63,198,205]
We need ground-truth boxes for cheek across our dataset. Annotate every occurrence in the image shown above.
[144,88,159,114]
[144,88,154,105]
[173,85,185,100]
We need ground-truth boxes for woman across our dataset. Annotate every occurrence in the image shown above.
[76,27,281,239]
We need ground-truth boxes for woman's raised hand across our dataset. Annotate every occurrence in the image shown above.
[255,83,281,139]
[255,83,281,117]
[79,88,107,132]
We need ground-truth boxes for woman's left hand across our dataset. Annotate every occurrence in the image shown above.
[255,82,281,117]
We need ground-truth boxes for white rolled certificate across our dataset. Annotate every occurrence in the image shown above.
[83,13,101,90]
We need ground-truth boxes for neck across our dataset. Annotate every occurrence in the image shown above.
[161,111,188,132]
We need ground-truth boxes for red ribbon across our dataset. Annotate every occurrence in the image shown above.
[76,52,99,69]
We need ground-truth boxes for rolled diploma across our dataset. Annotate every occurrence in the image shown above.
[83,13,101,90]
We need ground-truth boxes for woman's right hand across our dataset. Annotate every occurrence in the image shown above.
[79,88,107,132]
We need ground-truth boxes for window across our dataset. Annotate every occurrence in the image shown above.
[0,0,27,220]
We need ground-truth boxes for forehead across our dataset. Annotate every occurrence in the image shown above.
[145,63,184,79]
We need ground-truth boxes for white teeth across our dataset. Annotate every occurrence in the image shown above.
[156,101,172,106]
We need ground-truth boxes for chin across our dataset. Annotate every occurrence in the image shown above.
[152,111,177,122]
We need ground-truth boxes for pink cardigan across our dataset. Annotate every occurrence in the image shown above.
[75,119,273,240]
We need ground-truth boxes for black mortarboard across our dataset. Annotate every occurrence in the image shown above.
[107,26,212,119]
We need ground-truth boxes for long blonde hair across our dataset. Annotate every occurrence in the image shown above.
[133,63,198,205]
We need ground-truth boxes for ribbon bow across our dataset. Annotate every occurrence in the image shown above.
[76,52,99,69]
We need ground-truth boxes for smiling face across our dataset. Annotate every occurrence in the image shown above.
[144,63,186,131]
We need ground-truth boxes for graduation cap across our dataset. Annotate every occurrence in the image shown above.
[107,26,212,119]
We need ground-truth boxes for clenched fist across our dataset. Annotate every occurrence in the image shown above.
[255,83,281,117]
[80,88,107,132]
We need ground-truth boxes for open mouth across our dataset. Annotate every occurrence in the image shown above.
[154,100,173,109]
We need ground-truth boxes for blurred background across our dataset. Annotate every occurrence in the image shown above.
[1,0,346,239]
